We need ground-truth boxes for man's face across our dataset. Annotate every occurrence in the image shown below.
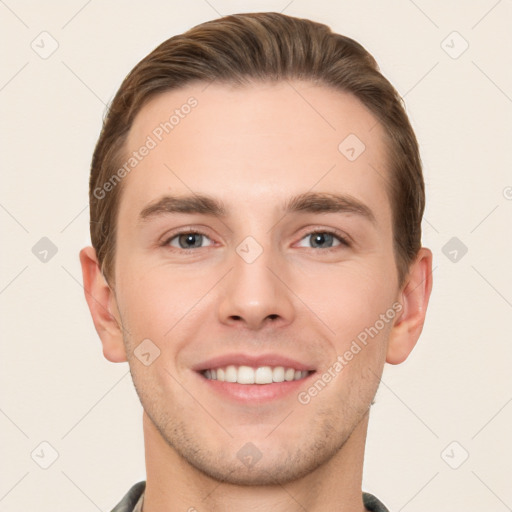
[112,81,400,484]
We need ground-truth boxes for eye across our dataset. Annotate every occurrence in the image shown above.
[161,229,349,251]
[296,230,350,250]
[164,231,214,250]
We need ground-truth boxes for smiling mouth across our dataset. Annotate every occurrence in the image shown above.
[201,365,314,385]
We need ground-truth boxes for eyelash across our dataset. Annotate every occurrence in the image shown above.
[161,228,351,252]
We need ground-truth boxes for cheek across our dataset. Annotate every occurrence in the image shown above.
[296,260,397,339]
[115,269,177,341]
[115,263,213,356]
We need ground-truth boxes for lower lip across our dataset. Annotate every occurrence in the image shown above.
[197,372,315,403]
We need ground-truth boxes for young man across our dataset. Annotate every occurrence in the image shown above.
[80,12,432,512]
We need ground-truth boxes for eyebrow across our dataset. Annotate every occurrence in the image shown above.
[139,191,376,224]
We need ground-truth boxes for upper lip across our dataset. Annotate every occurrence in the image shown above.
[192,353,316,372]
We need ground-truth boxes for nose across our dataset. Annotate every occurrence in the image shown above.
[217,241,296,331]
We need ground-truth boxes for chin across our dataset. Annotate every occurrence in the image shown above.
[184,448,330,486]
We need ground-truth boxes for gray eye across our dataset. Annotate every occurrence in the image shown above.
[168,232,213,249]
[297,232,344,249]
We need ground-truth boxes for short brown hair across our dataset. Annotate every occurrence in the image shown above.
[89,12,424,287]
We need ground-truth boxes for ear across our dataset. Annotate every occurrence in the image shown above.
[386,247,433,364]
[79,246,127,362]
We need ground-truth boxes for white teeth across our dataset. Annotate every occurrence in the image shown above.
[284,368,295,381]
[237,365,255,384]
[203,365,311,384]
[255,366,273,384]
[225,365,237,382]
[272,366,285,383]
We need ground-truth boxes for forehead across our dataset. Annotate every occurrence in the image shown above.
[120,80,391,224]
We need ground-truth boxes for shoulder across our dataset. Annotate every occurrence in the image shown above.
[363,492,390,512]
[110,481,146,512]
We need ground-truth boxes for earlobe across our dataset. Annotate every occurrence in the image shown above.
[386,248,433,365]
[79,247,127,363]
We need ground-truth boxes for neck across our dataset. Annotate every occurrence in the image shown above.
[141,411,370,512]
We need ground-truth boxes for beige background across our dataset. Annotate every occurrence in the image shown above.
[1,1,511,511]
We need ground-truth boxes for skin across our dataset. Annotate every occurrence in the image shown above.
[80,81,432,512]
